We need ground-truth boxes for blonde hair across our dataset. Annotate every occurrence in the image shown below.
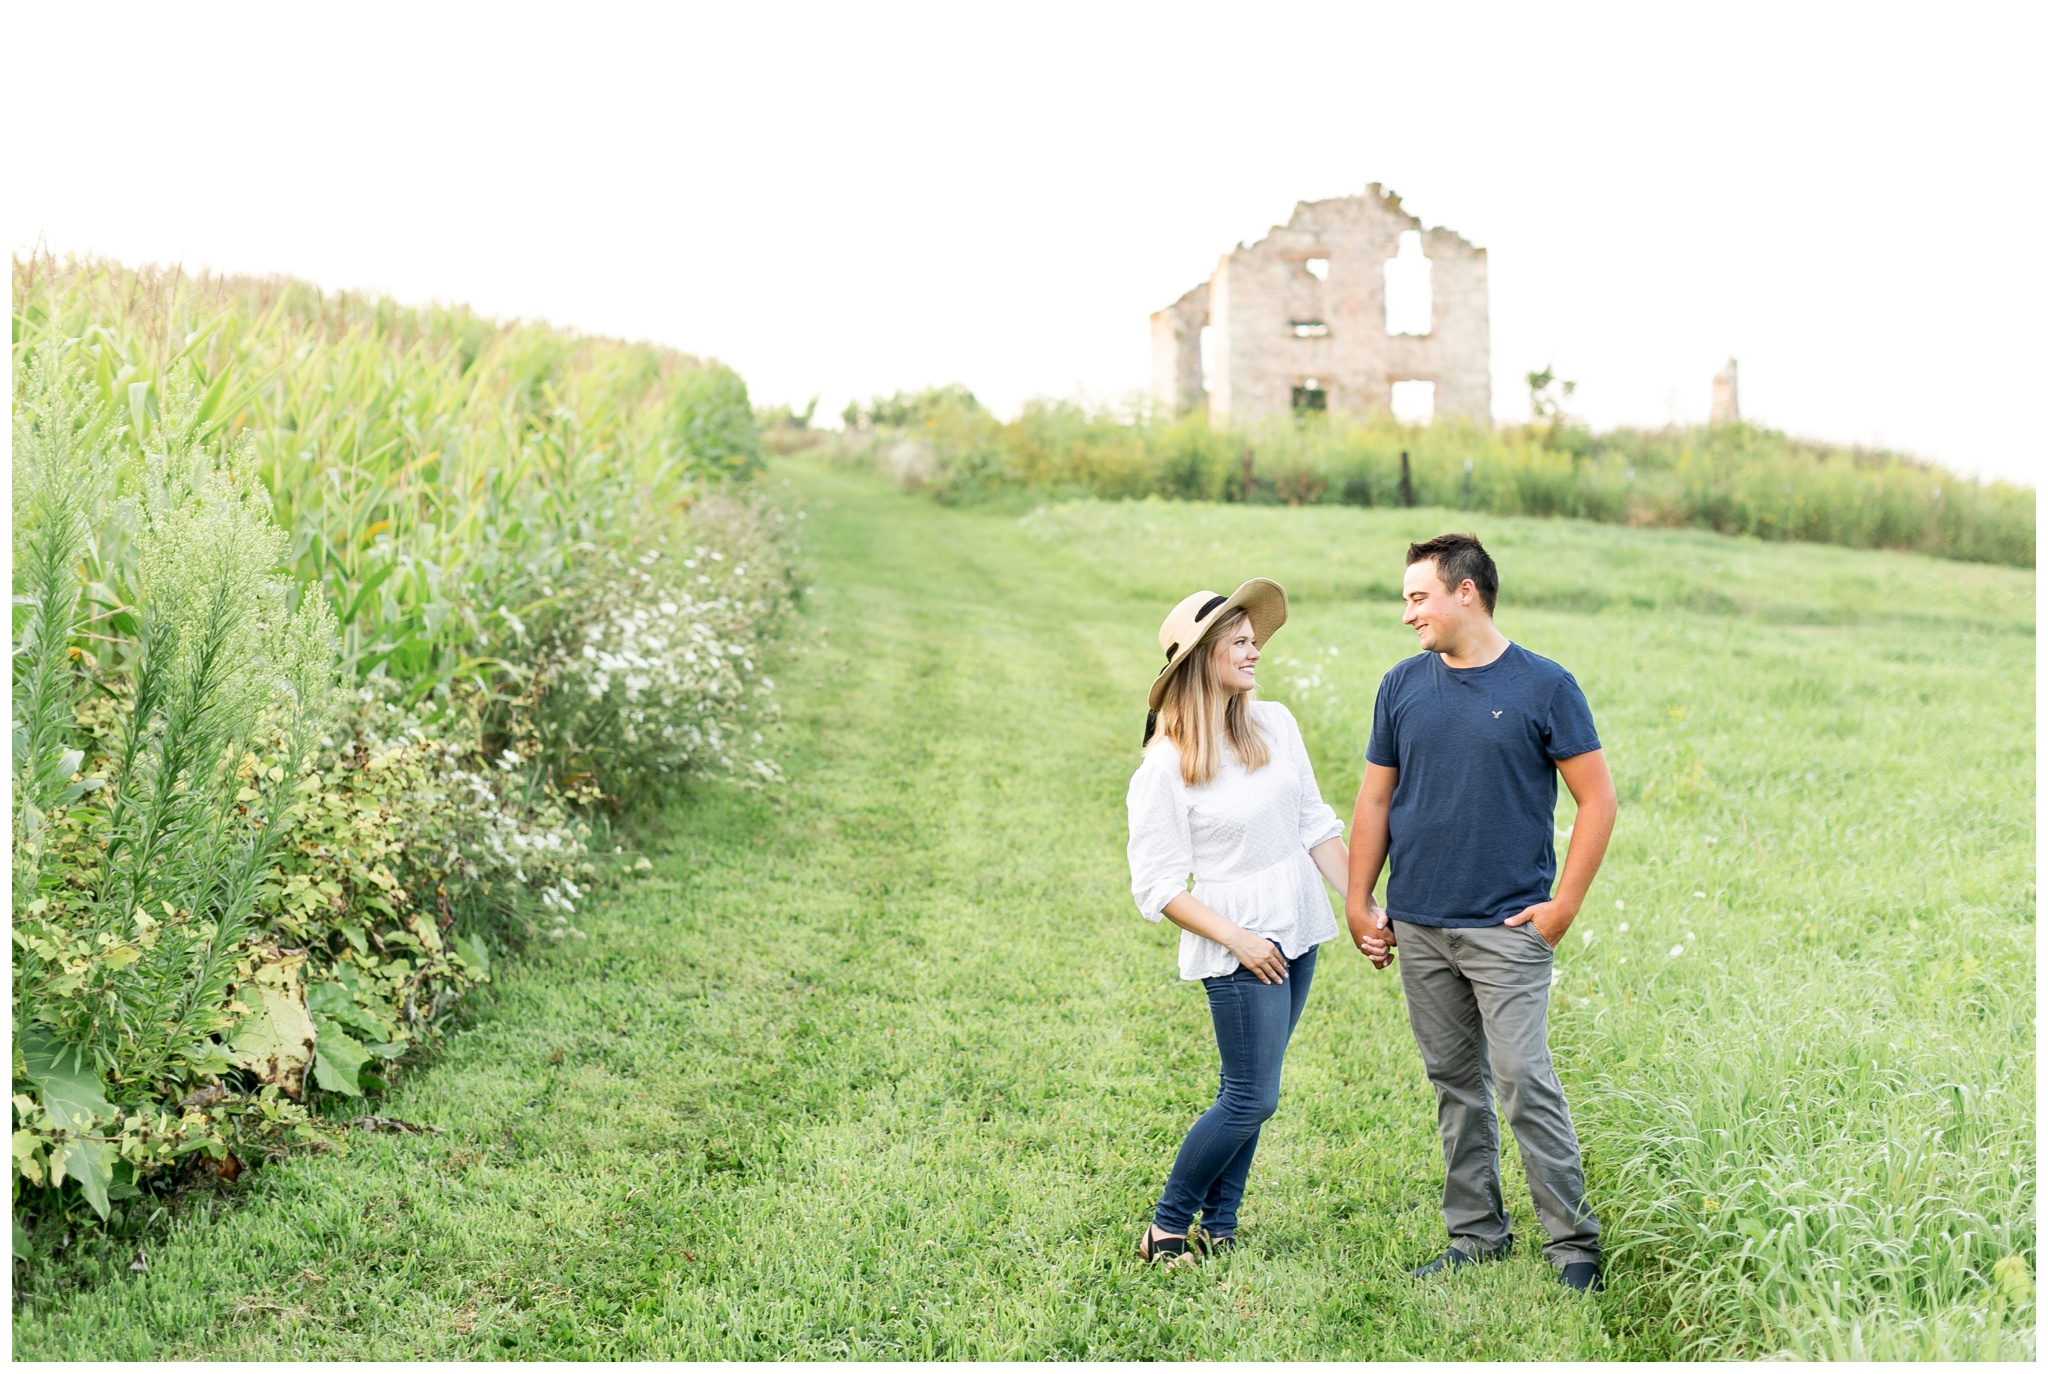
[1155,609,1271,787]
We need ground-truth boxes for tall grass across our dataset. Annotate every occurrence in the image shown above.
[834,388,2034,567]
[12,257,798,1251]
[1009,495,2034,1359]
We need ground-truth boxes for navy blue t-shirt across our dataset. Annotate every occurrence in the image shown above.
[1365,643,1601,928]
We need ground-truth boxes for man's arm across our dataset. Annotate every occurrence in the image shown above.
[1504,749,1617,946]
[1346,763,1399,967]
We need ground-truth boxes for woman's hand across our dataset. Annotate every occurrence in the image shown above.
[1225,930,1289,984]
[1160,894,1287,983]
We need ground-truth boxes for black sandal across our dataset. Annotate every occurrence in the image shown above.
[1137,1225,1197,1267]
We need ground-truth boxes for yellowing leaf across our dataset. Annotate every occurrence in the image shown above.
[227,948,317,1099]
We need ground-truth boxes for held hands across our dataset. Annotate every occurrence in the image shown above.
[1504,898,1576,948]
[1347,899,1396,970]
[1226,930,1290,984]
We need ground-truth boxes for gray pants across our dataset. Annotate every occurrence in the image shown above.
[1394,920,1599,1268]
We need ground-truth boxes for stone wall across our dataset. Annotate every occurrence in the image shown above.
[1711,358,1740,425]
[1151,184,1491,426]
[1150,282,1209,418]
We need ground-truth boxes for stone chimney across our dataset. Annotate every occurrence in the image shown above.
[1710,358,1739,426]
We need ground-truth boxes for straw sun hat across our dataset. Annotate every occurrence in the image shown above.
[1146,578,1289,713]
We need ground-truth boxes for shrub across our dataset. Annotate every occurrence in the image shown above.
[520,494,798,793]
[836,392,2034,567]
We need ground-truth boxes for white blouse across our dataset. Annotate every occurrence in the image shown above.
[1126,699,1346,981]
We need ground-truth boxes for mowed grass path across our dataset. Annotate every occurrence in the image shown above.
[15,460,2033,1359]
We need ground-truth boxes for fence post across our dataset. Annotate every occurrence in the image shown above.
[1399,450,1415,508]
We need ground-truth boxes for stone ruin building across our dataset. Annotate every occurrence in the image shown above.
[1710,357,1740,425]
[1152,184,1490,427]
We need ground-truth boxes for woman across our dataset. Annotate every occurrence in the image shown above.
[1126,579,1350,1265]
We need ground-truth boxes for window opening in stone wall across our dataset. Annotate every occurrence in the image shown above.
[1304,257,1329,281]
[1390,379,1436,424]
[1198,325,1216,393]
[1383,230,1433,336]
[1291,320,1329,338]
[1292,379,1328,412]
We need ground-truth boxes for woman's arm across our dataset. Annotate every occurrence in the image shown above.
[1161,893,1291,984]
[1308,836,1349,902]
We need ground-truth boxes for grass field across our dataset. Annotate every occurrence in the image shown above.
[13,459,2034,1359]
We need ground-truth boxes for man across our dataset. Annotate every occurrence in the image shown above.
[1347,532,1616,1295]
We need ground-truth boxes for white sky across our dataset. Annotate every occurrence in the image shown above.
[9,1,2044,485]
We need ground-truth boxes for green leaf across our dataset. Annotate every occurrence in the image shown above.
[53,1138,113,1219]
[191,363,232,430]
[306,981,384,1039]
[18,1030,113,1130]
[126,378,155,439]
[309,1017,369,1096]
[304,983,346,1019]
[453,933,491,979]
[177,1040,235,1078]
[57,775,106,805]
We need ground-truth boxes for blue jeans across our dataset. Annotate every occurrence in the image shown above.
[1154,941,1317,1237]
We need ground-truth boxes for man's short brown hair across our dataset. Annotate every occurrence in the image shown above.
[1406,532,1498,614]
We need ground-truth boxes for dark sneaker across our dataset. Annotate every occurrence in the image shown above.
[1410,1237,1512,1279]
[1559,1261,1604,1294]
